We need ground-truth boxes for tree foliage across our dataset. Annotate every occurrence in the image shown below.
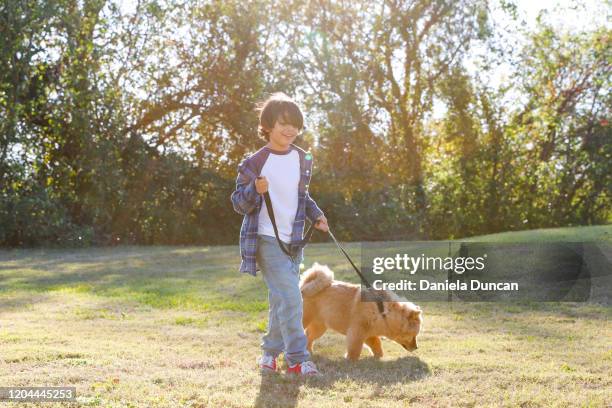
[0,0,609,246]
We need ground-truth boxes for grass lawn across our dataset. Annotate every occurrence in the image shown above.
[0,225,611,407]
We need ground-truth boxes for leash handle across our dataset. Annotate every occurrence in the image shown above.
[261,190,295,260]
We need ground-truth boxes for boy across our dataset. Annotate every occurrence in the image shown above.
[230,92,328,376]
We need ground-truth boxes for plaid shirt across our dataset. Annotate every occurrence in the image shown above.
[230,144,324,276]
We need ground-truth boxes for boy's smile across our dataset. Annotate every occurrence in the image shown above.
[266,114,299,151]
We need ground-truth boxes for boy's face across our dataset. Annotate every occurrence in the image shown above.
[267,114,299,150]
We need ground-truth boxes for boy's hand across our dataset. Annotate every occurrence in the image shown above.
[255,176,268,194]
[314,215,329,232]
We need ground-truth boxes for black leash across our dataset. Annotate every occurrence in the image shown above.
[258,178,387,322]
[327,229,388,319]
[259,180,315,262]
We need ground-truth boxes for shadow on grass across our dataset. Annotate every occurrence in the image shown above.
[0,245,271,313]
[253,355,429,407]
[445,301,612,331]
[2,244,609,323]
[0,291,52,311]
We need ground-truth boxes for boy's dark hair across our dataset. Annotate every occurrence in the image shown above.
[255,92,304,141]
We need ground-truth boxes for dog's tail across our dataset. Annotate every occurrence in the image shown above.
[300,262,334,297]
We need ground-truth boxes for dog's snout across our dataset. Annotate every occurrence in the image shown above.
[402,340,418,351]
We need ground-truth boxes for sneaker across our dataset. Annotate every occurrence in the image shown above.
[286,360,320,376]
[258,354,277,372]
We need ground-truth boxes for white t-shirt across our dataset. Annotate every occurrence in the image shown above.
[257,149,300,243]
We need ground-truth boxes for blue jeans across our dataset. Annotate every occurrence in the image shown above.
[256,234,310,365]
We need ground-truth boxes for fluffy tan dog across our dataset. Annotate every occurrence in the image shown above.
[300,262,423,361]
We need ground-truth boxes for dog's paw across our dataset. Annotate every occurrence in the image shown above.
[344,352,361,362]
